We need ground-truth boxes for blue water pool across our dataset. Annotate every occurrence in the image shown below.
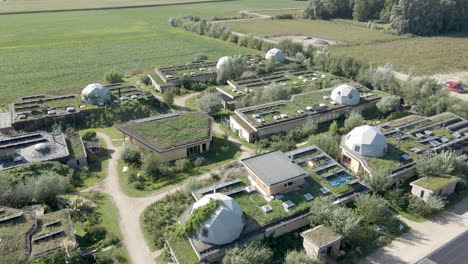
[326,173,352,187]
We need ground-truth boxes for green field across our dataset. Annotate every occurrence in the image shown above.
[226,18,468,75]
[0,0,305,109]
[0,0,220,13]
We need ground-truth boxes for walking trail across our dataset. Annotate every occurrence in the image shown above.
[90,92,254,264]
[360,197,468,264]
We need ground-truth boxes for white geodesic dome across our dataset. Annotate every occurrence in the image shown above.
[345,125,388,158]
[191,193,244,245]
[265,48,285,62]
[81,83,111,105]
[216,56,231,70]
[331,84,360,106]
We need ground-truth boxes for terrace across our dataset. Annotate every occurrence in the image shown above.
[364,113,468,175]
[237,86,385,128]
[11,94,79,121]
[217,68,333,98]
[155,60,217,83]
[0,208,36,263]
[30,210,75,258]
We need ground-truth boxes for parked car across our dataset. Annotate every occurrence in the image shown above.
[445,81,464,93]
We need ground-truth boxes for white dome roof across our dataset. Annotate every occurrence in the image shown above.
[191,193,244,245]
[331,84,360,106]
[81,83,111,105]
[345,125,388,158]
[34,143,50,153]
[216,56,231,70]
[265,48,285,62]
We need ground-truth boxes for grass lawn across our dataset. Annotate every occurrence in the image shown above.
[226,17,468,75]
[73,192,130,262]
[67,136,85,158]
[168,236,199,264]
[0,0,304,109]
[77,136,110,190]
[252,8,304,17]
[0,0,222,13]
[119,134,241,197]
[122,112,210,150]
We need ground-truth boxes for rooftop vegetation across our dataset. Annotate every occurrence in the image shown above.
[413,176,459,191]
[303,225,341,247]
[67,136,85,158]
[239,88,385,127]
[175,199,222,236]
[0,210,35,263]
[122,113,210,150]
[168,236,200,264]
[31,210,74,258]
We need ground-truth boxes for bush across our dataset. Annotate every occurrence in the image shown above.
[84,225,107,245]
[194,53,208,61]
[195,93,222,115]
[175,199,221,236]
[103,71,124,84]
[217,55,247,82]
[140,75,151,85]
[174,158,192,173]
[284,250,323,264]
[309,133,340,160]
[274,14,295,20]
[342,112,364,134]
[120,144,141,166]
[142,153,160,180]
[354,194,390,225]
[238,36,248,47]
[162,90,175,107]
[384,188,408,211]
[81,130,96,140]
[278,39,303,57]
[223,242,273,264]
[377,95,401,114]
[228,34,239,43]
[408,196,445,218]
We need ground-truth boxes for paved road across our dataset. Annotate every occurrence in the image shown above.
[360,197,468,264]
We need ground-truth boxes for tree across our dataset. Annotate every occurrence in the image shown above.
[120,144,141,166]
[223,242,273,264]
[401,78,450,116]
[308,133,340,160]
[195,93,222,115]
[217,55,247,82]
[284,250,323,264]
[365,170,391,194]
[68,196,94,216]
[309,198,362,237]
[142,153,160,180]
[416,151,468,178]
[342,112,364,134]
[377,95,401,114]
[103,71,123,84]
[162,90,175,107]
[81,130,96,140]
[353,0,372,21]
[354,194,390,224]
[174,158,192,173]
[361,64,400,94]
[408,196,445,217]
[329,121,339,135]
[278,39,303,57]
[304,0,352,20]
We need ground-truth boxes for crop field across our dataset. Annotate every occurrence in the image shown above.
[0,0,221,13]
[0,0,306,109]
[250,8,304,17]
[226,17,468,75]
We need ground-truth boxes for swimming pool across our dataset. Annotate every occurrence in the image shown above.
[326,173,352,187]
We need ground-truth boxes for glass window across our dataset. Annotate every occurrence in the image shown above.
[354,145,360,152]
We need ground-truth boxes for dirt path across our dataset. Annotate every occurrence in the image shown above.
[360,197,468,264]
[173,92,200,111]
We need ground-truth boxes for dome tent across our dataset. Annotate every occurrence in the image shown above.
[345,125,388,158]
[265,48,285,62]
[191,193,244,245]
[81,83,111,105]
[330,84,360,106]
[216,56,231,70]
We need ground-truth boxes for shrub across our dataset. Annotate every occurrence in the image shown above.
[84,225,107,245]
[140,75,151,85]
[81,130,96,140]
[175,199,221,236]
[238,36,248,47]
[342,112,364,134]
[377,95,401,114]
[142,153,160,180]
[354,194,390,224]
[194,53,208,61]
[408,196,445,218]
[365,170,391,194]
[162,90,175,107]
[223,242,273,264]
[274,14,295,20]
[278,39,303,57]
[308,133,340,160]
[284,250,323,264]
[103,71,124,84]
[384,188,408,211]
[120,144,141,166]
[195,93,222,115]
[228,34,239,43]
[217,55,247,82]
[174,158,192,173]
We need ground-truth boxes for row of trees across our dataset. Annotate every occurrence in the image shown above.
[304,0,467,35]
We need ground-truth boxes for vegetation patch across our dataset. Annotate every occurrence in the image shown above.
[175,199,221,236]
[412,176,459,191]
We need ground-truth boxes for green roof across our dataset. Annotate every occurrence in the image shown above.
[67,136,85,158]
[119,112,211,151]
[412,176,459,191]
[237,87,385,127]
[302,225,342,247]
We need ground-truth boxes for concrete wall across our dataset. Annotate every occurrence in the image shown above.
[230,115,255,142]
[68,156,88,170]
[244,166,305,196]
[411,178,460,201]
[303,237,342,261]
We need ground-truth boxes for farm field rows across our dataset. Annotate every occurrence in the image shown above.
[226,18,468,75]
[0,0,306,109]
[0,0,220,13]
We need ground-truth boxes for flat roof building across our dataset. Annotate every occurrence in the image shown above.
[230,85,385,142]
[301,225,343,261]
[0,132,70,171]
[241,150,308,197]
[118,112,213,162]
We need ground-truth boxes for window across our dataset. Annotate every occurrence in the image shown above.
[349,94,353,99]
[343,155,351,164]
[420,191,424,198]
[284,181,294,187]
[354,145,360,152]
[201,227,209,237]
